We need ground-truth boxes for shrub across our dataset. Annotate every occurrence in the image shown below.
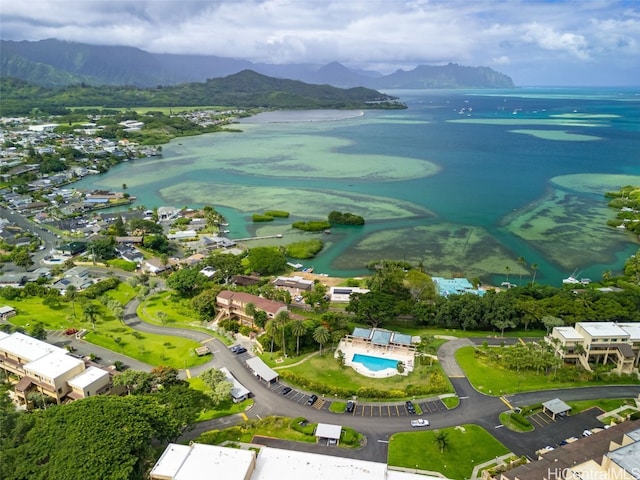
[264,210,289,218]
[509,412,532,428]
[292,221,331,232]
[284,240,323,259]
[252,214,274,222]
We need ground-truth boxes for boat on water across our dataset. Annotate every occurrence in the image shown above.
[563,270,591,285]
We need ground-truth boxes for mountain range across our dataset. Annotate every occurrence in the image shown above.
[0,39,515,89]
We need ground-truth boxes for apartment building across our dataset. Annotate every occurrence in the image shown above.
[216,290,288,326]
[0,331,113,408]
[546,322,640,374]
[497,421,640,480]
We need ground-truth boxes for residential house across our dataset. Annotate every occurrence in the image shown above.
[329,286,370,302]
[272,276,314,296]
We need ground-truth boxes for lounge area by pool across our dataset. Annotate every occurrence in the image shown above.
[352,353,399,372]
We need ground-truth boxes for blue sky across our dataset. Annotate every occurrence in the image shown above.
[1,0,639,86]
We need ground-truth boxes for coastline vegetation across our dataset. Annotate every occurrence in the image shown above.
[284,239,324,259]
[252,213,275,222]
[292,220,331,232]
[605,185,640,233]
[328,210,365,225]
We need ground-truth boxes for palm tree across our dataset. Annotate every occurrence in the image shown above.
[530,263,538,285]
[435,431,449,453]
[504,265,511,284]
[274,311,290,357]
[65,285,77,320]
[82,303,100,330]
[290,319,307,357]
[517,257,526,285]
[313,325,330,355]
[265,319,277,356]
[244,302,256,328]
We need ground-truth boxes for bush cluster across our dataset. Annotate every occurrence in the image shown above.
[292,221,331,232]
[278,369,448,399]
[509,412,532,428]
[82,277,121,299]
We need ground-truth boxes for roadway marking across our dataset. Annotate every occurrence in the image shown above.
[449,375,465,378]
[494,424,504,429]
[185,369,191,379]
[500,396,514,410]
[378,440,389,443]
[459,396,469,399]
[241,413,248,421]
[518,338,526,345]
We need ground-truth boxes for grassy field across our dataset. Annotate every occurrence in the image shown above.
[388,424,510,480]
[274,351,453,399]
[455,346,639,394]
[6,284,209,369]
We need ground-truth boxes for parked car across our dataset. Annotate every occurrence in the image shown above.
[405,401,416,414]
[234,347,247,355]
[410,418,429,428]
[583,429,593,437]
[282,387,292,395]
[346,400,356,413]
[307,394,318,406]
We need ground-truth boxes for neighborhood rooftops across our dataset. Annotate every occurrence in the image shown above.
[351,328,413,346]
[432,277,485,297]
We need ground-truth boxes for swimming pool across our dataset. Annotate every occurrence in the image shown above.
[352,353,399,372]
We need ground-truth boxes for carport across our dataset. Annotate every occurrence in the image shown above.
[246,357,279,384]
[542,398,571,420]
[315,423,342,445]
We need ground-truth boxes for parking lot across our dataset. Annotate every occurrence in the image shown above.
[267,380,446,418]
[495,407,607,458]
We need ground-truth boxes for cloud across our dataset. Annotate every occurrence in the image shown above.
[1,0,639,84]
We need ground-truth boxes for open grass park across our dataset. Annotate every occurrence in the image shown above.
[388,424,510,480]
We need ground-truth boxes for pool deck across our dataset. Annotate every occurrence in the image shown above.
[336,340,415,378]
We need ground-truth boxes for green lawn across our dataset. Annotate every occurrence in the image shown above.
[187,376,254,420]
[455,346,639,394]
[567,398,634,415]
[388,424,510,480]
[274,352,453,399]
[137,291,230,342]
[385,321,546,339]
[6,285,209,369]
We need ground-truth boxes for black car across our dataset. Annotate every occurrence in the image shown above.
[405,400,416,414]
[281,387,292,395]
[307,394,318,406]
[234,347,247,355]
[346,400,355,413]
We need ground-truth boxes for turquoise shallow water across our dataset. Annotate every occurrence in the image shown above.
[74,87,640,286]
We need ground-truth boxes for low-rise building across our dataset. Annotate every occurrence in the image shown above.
[0,332,116,408]
[547,322,640,374]
[151,442,444,480]
[216,291,288,325]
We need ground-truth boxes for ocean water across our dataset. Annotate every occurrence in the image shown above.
[74,87,640,286]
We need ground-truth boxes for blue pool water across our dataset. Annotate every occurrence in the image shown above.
[352,353,399,371]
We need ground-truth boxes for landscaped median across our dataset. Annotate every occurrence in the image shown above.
[194,416,364,449]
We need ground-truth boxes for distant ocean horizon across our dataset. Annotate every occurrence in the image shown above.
[74,87,640,287]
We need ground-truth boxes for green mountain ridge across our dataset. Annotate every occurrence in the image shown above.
[0,39,515,89]
[0,71,405,116]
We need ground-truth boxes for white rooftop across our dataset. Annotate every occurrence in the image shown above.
[555,326,583,340]
[25,351,84,380]
[618,323,640,342]
[577,322,630,338]
[68,365,109,389]
[315,423,342,440]
[220,367,250,400]
[150,443,255,480]
[0,332,62,362]
[0,331,9,341]
[253,446,388,480]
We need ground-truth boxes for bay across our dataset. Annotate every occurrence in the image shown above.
[73,87,640,286]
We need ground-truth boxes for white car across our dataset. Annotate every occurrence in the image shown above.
[411,419,429,428]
